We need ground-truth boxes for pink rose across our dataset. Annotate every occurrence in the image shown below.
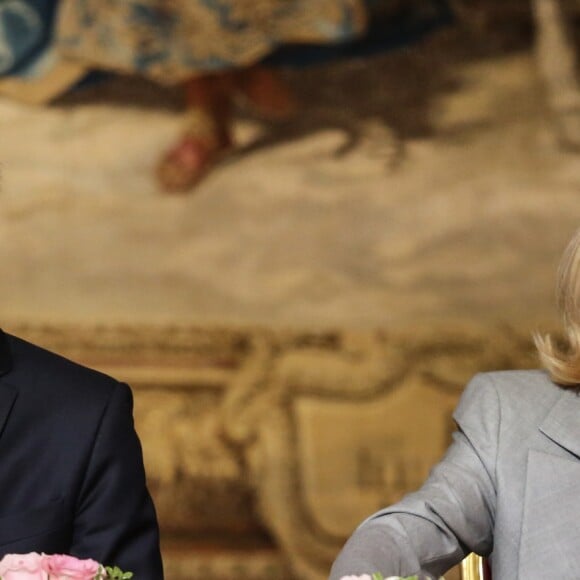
[0,552,48,579]
[41,554,102,580]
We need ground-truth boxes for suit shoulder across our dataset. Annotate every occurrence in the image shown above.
[463,369,562,420]
[480,369,558,397]
[453,370,562,441]
[6,333,121,404]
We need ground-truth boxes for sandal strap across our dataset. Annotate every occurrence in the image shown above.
[183,107,231,149]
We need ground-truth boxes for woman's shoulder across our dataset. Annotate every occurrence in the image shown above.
[479,369,555,390]
[456,369,564,425]
[476,369,561,398]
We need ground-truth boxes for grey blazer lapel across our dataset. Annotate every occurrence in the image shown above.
[519,449,580,577]
[539,388,580,458]
[519,391,580,577]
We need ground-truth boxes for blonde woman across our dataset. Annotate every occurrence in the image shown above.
[330,227,580,579]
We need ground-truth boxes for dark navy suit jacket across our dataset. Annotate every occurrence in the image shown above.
[0,330,163,578]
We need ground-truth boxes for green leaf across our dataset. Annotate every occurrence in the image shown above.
[102,564,133,579]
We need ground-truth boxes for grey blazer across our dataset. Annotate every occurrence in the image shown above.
[330,370,580,580]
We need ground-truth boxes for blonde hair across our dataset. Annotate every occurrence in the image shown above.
[534,227,580,386]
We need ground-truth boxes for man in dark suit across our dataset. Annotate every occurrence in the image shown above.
[0,329,163,578]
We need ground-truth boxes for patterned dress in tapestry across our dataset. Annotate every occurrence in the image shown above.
[0,0,450,102]
[55,0,368,82]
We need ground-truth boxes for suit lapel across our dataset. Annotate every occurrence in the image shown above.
[538,386,580,458]
[519,448,580,577]
[0,330,17,438]
[0,331,12,377]
[518,388,580,576]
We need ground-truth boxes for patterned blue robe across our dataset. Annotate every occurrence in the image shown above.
[0,0,450,99]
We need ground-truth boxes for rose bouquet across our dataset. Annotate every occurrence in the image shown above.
[0,553,133,579]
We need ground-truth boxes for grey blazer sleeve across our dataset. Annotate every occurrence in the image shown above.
[329,373,499,579]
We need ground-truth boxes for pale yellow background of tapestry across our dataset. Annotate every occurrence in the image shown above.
[296,377,457,536]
